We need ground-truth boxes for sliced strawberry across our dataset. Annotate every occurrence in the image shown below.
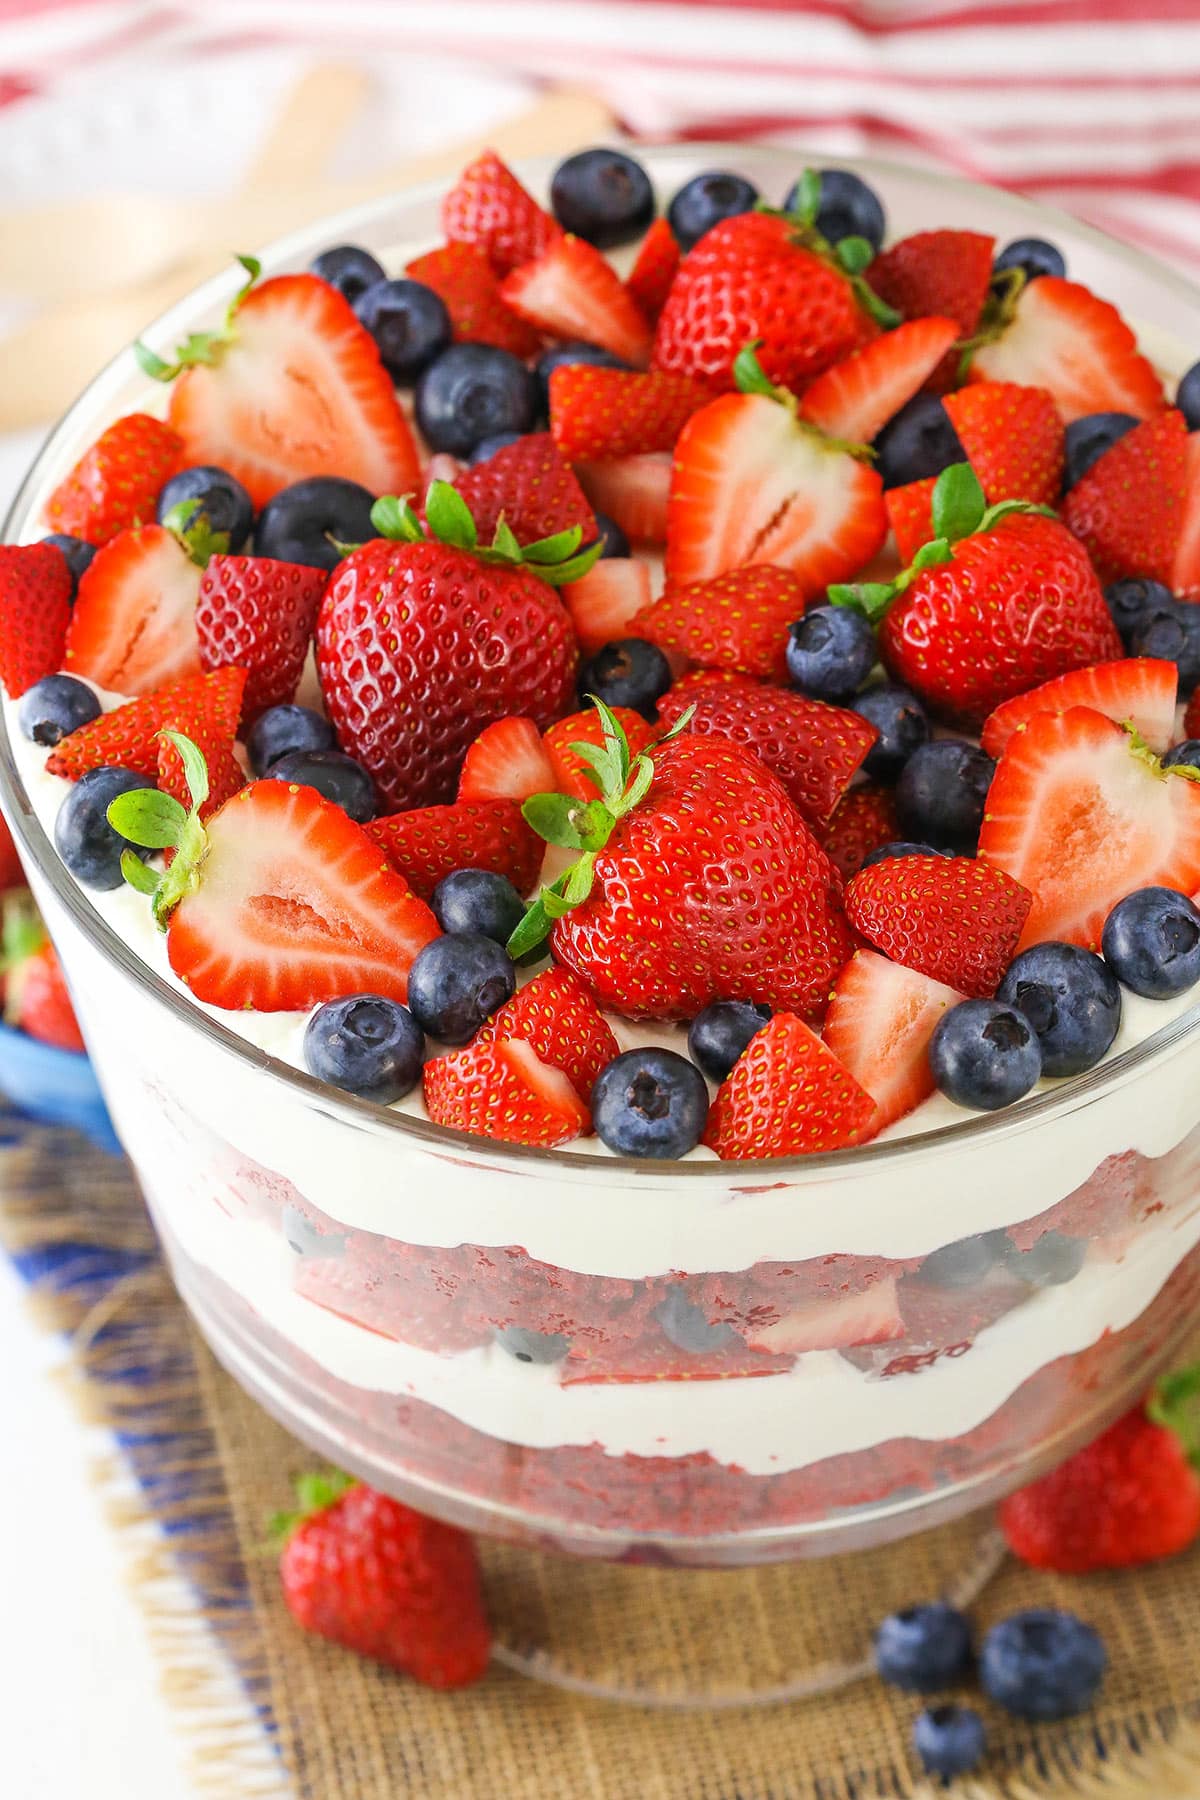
[981,657,1179,760]
[978,706,1200,950]
[1187,686,1200,741]
[820,785,900,881]
[625,217,680,323]
[574,453,671,545]
[549,365,710,462]
[561,559,653,654]
[166,275,420,509]
[1062,409,1188,585]
[1172,431,1200,600]
[943,381,1065,507]
[845,854,1030,998]
[744,1278,904,1354]
[635,565,806,681]
[543,707,655,802]
[824,949,964,1133]
[405,241,541,357]
[45,413,183,547]
[800,316,960,444]
[366,799,543,900]
[559,1335,790,1385]
[65,524,202,694]
[166,780,439,1009]
[441,149,561,275]
[47,667,248,783]
[500,236,652,368]
[478,967,618,1101]
[666,392,887,588]
[970,276,1165,424]
[0,543,72,699]
[157,665,246,818]
[885,476,937,563]
[656,674,877,825]
[196,554,326,722]
[423,1036,589,1145]
[868,231,994,392]
[448,432,593,547]
[457,717,556,803]
[703,1012,876,1159]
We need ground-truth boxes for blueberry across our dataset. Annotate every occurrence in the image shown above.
[432,869,526,944]
[416,343,539,457]
[535,340,631,411]
[303,995,425,1103]
[929,999,1042,1110]
[156,464,253,551]
[354,277,451,382]
[255,475,376,572]
[494,1326,569,1364]
[1063,411,1139,490]
[912,1705,986,1782]
[1131,598,1200,696]
[895,740,995,853]
[282,1202,345,1259]
[875,396,965,487]
[268,749,377,823]
[246,704,335,775]
[918,1230,1010,1288]
[997,941,1121,1076]
[784,168,885,253]
[590,510,630,559]
[550,147,655,249]
[1103,575,1174,649]
[1162,739,1200,769]
[41,533,95,595]
[18,674,101,746]
[467,431,525,465]
[406,933,515,1044]
[687,999,771,1082]
[309,243,386,305]
[852,683,930,783]
[591,1048,709,1158]
[980,1609,1106,1720]
[993,236,1066,284]
[1101,885,1200,998]
[54,765,156,890]
[786,604,876,702]
[860,840,945,870]
[653,1287,737,1353]
[667,170,759,252]
[1005,1231,1085,1287]
[874,1602,973,1692]
[1177,359,1200,431]
[578,637,673,719]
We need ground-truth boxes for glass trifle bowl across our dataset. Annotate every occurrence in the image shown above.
[5,144,1200,1568]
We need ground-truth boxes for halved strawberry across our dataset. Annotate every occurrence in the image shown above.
[162,274,420,509]
[366,799,543,900]
[625,217,680,323]
[868,231,995,392]
[800,316,960,443]
[543,707,655,802]
[166,780,439,1009]
[196,554,326,722]
[500,236,652,368]
[666,391,887,588]
[423,1036,589,1145]
[0,543,72,699]
[65,524,203,694]
[970,277,1165,424]
[47,667,249,782]
[574,454,671,545]
[820,785,900,881]
[45,413,183,547]
[980,657,1179,760]
[405,241,541,357]
[824,949,964,1133]
[635,564,806,681]
[448,433,593,547]
[441,149,561,275]
[478,967,618,1101]
[943,381,1064,507]
[1172,432,1200,600]
[157,664,246,818]
[561,559,653,654]
[559,1334,790,1385]
[844,854,1032,999]
[703,1012,876,1159]
[885,476,937,563]
[549,365,710,461]
[1062,409,1188,585]
[743,1278,904,1354]
[457,717,556,802]
[978,706,1200,950]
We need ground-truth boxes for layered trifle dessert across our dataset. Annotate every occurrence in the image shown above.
[5,144,1200,1559]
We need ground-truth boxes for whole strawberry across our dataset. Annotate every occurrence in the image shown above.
[276,1471,491,1688]
[45,412,183,546]
[0,541,73,699]
[3,898,84,1051]
[317,482,592,812]
[197,553,327,722]
[1000,1369,1200,1573]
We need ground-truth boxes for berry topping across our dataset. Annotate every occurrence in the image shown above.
[561,560,655,657]
[54,765,156,890]
[941,379,1064,507]
[1063,410,1140,490]
[786,167,886,253]
[883,474,937,562]
[820,785,901,880]
[353,277,450,382]
[981,656,1178,760]
[1130,595,1200,697]
[1103,574,1173,649]
[550,148,655,250]
[1063,408,1189,586]
[157,464,254,552]
[267,750,377,824]
[423,1033,590,1146]
[994,236,1065,284]
[367,800,542,903]
[575,451,672,547]
[625,217,680,322]
[40,533,95,594]
[4,918,84,1053]
[1101,885,1200,999]
[246,704,335,775]
[1179,359,1200,430]
[928,998,1042,1110]
[308,244,385,304]
[592,1047,710,1159]
[969,275,1164,423]
[456,717,557,805]
[414,342,539,458]
[502,234,653,367]
[979,1610,1106,1720]
[577,637,673,720]
[687,999,771,1082]
[254,476,375,573]
[800,316,959,445]
[785,601,876,702]
[432,869,526,946]
[869,229,995,389]
[824,949,964,1131]
[448,432,593,547]
[851,683,929,783]
[404,242,540,359]
[667,170,759,252]
[874,395,965,489]
[45,412,183,547]
[644,565,809,682]
[18,673,101,747]
[406,932,515,1045]
[894,738,995,853]
[65,515,213,697]
[441,149,561,275]
[549,365,711,462]
[0,543,73,699]
[874,1601,973,1692]
[303,996,425,1103]
[46,665,245,784]
[197,552,326,721]
[845,854,1032,999]
[997,942,1122,1076]
[703,1012,875,1158]
[480,967,619,1101]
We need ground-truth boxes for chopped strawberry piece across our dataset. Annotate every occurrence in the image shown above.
[0,543,72,699]
[574,453,671,545]
[625,217,680,322]
[743,1278,904,1354]
[885,476,937,563]
[543,707,655,802]
[423,1036,589,1145]
[441,149,561,275]
[196,554,326,722]
[500,235,653,367]
[868,230,994,392]
[45,413,183,547]
[1062,409,1189,585]
[635,565,806,681]
[844,854,1032,999]
[820,785,900,880]
[479,967,618,1101]
[943,381,1065,507]
[703,1012,876,1158]
[405,241,541,357]
[48,667,249,782]
[448,432,593,547]
[970,276,1165,424]
[980,657,1179,760]
[825,949,964,1133]
[978,705,1200,950]
[1172,432,1200,600]
[65,524,203,695]
[800,316,960,444]
[457,717,556,803]
[366,799,543,900]
[549,366,710,462]
[559,1334,790,1384]
[561,559,653,654]
[157,665,246,818]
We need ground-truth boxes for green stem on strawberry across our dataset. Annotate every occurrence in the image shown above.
[756,171,902,330]
[370,481,604,587]
[733,345,874,463]
[135,255,263,381]
[955,264,1027,380]
[1148,1365,1200,1464]
[106,730,211,929]
[268,1468,357,1544]
[160,497,230,568]
[1125,723,1200,783]
[1,892,46,1024]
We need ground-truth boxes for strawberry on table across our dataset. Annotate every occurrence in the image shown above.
[800,316,960,444]
[980,657,1179,759]
[197,554,326,723]
[478,967,619,1101]
[448,432,594,546]
[968,274,1165,423]
[456,716,557,803]
[703,1012,876,1158]
[635,564,807,681]
[3,900,85,1052]
[549,365,711,461]
[824,949,964,1133]
[424,1034,591,1146]
[625,216,680,322]
[867,229,995,392]
[44,413,183,547]
[1062,409,1189,585]
[561,558,653,654]
[47,666,243,782]
[820,785,900,880]
[884,476,937,564]
[405,241,541,356]
[500,234,653,366]
[543,705,655,801]
[844,854,1033,998]
[942,381,1065,507]
[0,542,73,699]
[574,453,671,545]
[441,148,561,275]
[366,799,543,901]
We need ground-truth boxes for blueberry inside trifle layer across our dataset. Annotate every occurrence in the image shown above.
[7,147,1200,1544]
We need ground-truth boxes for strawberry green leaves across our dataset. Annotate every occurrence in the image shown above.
[766,170,900,330]
[160,496,230,569]
[107,729,210,928]
[268,1468,357,1544]
[370,481,603,587]
[734,343,874,462]
[135,255,263,381]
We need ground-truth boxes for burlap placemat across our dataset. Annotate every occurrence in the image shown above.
[6,1115,1200,1800]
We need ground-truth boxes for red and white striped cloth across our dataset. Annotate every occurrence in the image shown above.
[2,0,1200,272]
